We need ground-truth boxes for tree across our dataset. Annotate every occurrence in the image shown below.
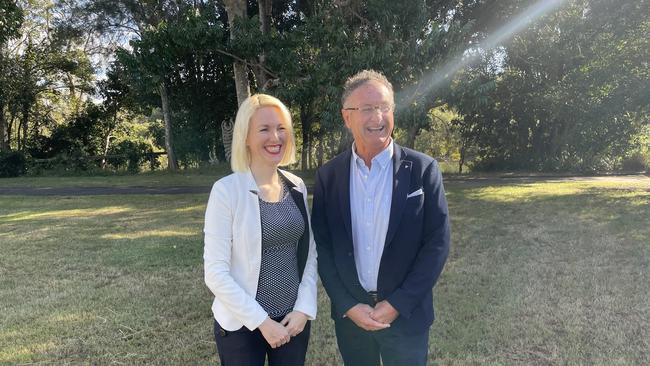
[450,0,649,171]
[113,4,239,167]
[79,0,194,170]
[1,0,94,154]
[223,0,250,105]
[0,0,23,45]
[0,0,24,151]
[96,61,134,169]
[259,0,481,169]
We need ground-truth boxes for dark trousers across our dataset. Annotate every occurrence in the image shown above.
[334,317,429,366]
[213,319,310,366]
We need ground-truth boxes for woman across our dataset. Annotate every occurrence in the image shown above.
[204,94,317,366]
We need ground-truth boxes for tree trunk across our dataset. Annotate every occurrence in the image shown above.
[65,73,80,116]
[0,100,7,152]
[337,130,351,155]
[19,102,29,151]
[224,0,250,105]
[159,82,178,170]
[405,124,420,149]
[255,0,272,90]
[317,138,324,167]
[0,51,5,151]
[307,145,312,169]
[458,144,466,174]
[7,111,15,149]
[232,62,250,105]
[101,132,112,169]
[16,119,21,151]
[300,103,312,170]
[101,113,117,169]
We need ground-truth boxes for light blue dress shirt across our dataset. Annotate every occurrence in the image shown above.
[349,141,394,292]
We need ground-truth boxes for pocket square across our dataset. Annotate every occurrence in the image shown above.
[407,188,424,198]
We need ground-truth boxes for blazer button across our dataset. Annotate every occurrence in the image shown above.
[348,252,352,256]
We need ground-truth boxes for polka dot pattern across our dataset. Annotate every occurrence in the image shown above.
[255,180,304,318]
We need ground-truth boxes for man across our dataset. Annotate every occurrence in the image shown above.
[311,70,450,366]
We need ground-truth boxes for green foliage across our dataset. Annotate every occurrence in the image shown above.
[0,150,26,177]
[25,102,160,175]
[0,0,23,45]
[33,103,106,160]
[414,105,463,160]
[450,0,649,172]
[1,0,98,154]
[4,0,647,173]
[258,0,478,168]
[115,6,237,164]
[622,124,650,171]
[107,140,155,173]
[621,152,649,172]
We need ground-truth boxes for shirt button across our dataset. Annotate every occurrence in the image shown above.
[366,246,370,251]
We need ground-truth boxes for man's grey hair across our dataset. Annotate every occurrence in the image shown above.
[341,69,394,106]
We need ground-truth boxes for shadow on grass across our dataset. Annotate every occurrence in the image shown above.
[0,195,207,272]
[433,183,649,364]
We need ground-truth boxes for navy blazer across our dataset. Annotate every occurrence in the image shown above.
[311,143,450,334]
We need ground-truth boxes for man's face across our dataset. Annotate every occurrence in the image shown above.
[342,81,394,157]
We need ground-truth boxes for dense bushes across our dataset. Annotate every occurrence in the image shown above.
[1,141,160,177]
[13,102,161,175]
[621,152,649,172]
[107,140,158,172]
[0,151,27,177]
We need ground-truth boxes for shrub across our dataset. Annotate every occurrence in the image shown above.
[27,154,103,176]
[107,140,154,173]
[621,152,649,172]
[0,151,27,177]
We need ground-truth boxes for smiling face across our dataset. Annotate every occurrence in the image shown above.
[246,106,288,169]
[342,80,395,160]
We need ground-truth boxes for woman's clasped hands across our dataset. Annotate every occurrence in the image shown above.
[258,311,308,348]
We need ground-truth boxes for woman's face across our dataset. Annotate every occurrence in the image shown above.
[246,106,288,168]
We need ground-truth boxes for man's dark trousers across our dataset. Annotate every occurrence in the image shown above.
[335,317,429,366]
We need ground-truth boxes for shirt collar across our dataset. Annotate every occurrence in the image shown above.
[351,139,394,170]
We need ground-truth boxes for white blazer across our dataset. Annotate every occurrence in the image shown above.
[203,169,318,331]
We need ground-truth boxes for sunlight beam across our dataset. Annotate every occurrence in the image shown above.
[395,0,568,111]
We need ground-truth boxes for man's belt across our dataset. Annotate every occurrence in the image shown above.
[368,291,379,306]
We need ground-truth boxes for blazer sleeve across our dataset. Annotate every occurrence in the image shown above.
[312,169,359,317]
[386,160,451,318]
[292,180,318,320]
[203,181,268,330]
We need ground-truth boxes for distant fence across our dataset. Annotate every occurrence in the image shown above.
[32,152,166,163]
[31,152,167,171]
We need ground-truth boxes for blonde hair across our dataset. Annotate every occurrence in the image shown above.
[230,94,297,172]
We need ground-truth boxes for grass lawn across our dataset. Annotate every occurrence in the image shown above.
[0,167,231,188]
[1,177,648,365]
